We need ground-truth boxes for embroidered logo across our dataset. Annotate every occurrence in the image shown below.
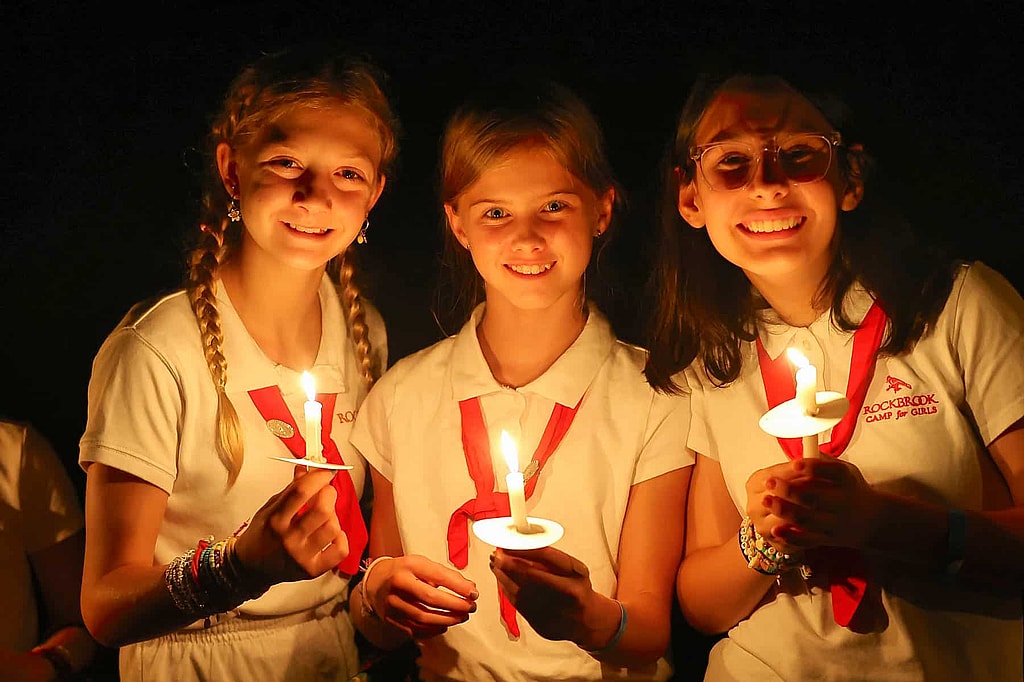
[336,410,358,424]
[863,388,939,423]
[885,375,912,393]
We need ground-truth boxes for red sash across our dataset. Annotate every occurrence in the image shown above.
[249,386,367,577]
[448,395,582,637]
[755,301,888,627]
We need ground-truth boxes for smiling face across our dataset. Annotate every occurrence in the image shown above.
[444,144,613,317]
[676,80,862,296]
[217,102,385,274]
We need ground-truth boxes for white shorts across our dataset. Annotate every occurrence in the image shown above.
[119,595,359,681]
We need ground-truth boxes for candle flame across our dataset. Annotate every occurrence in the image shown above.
[500,430,519,474]
[786,348,809,368]
[301,371,316,402]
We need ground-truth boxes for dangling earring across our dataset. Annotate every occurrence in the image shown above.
[356,218,369,245]
[227,191,241,223]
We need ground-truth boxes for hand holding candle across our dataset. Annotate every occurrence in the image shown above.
[500,430,532,533]
[301,371,326,464]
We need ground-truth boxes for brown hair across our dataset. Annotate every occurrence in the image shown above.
[188,47,400,485]
[435,79,622,330]
[644,72,955,393]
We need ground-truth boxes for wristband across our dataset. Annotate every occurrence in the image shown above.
[943,508,967,581]
[34,645,75,680]
[359,555,393,620]
[584,599,627,656]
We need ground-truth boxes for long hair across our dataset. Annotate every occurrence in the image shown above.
[433,78,624,333]
[187,47,400,485]
[644,72,955,393]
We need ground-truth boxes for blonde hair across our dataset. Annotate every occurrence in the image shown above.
[188,48,399,485]
[436,79,621,328]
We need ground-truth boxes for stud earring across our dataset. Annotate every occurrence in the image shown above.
[356,218,370,245]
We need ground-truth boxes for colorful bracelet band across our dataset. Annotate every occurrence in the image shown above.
[738,517,799,576]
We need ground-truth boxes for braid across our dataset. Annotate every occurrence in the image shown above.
[187,217,244,486]
[334,252,379,390]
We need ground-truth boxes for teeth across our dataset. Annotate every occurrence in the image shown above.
[508,263,553,275]
[290,224,329,234]
[744,217,802,233]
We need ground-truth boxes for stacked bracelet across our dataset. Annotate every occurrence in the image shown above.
[164,535,268,621]
[358,556,393,621]
[584,599,627,657]
[738,517,800,576]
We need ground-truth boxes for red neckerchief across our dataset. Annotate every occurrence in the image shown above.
[755,300,888,627]
[448,395,582,637]
[249,386,367,577]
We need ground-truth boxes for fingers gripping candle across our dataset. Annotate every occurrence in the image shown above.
[500,430,531,533]
[301,371,326,464]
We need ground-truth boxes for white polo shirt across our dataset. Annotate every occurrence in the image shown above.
[687,261,1024,681]
[0,420,84,653]
[79,274,384,621]
[352,304,692,682]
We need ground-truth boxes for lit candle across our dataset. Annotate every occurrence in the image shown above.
[301,371,325,464]
[786,348,819,417]
[500,430,531,533]
[786,348,821,459]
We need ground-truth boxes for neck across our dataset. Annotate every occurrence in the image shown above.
[747,268,829,328]
[476,293,588,388]
[219,251,324,371]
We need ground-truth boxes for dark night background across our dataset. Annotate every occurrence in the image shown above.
[4,0,1023,499]
[1,1,1022,678]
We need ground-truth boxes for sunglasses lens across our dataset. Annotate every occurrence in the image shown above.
[778,135,833,184]
[698,135,834,190]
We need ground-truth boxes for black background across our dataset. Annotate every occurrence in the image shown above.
[3,1,1023,498]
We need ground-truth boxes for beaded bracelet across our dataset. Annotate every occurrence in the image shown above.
[738,517,800,576]
[358,556,394,620]
[584,599,627,657]
[163,534,268,621]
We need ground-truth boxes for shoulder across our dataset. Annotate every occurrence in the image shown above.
[93,289,198,373]
[944,261,1024,320]
[379,336,456,387]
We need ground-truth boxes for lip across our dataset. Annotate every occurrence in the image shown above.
[505,261,555,276]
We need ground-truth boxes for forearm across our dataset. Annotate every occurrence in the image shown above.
[676,540,776,634]
[83,564,209,648]
[865,492,1024,590]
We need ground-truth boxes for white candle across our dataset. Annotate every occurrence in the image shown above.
[301,371,325,464]
[786,348,819,417]
[786,349,822,458]
[500,430,531,533]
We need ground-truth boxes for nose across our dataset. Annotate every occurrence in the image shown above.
[292,171,333,211]
[510,216,545,251]
[748,148,788,199]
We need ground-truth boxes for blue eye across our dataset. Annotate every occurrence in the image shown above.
[543,200,567,212]
[483,207,507,220]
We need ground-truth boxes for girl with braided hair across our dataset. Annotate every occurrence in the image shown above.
[78,46,398,681]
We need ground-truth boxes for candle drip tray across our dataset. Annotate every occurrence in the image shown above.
[472,517,564,550]
[759,391,850,438]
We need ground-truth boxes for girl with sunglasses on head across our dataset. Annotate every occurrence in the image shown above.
[78,46,398,681]
[646,71,1024,680]
[349,79,692,681]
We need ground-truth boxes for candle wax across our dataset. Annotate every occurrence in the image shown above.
[506,471,531,533]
